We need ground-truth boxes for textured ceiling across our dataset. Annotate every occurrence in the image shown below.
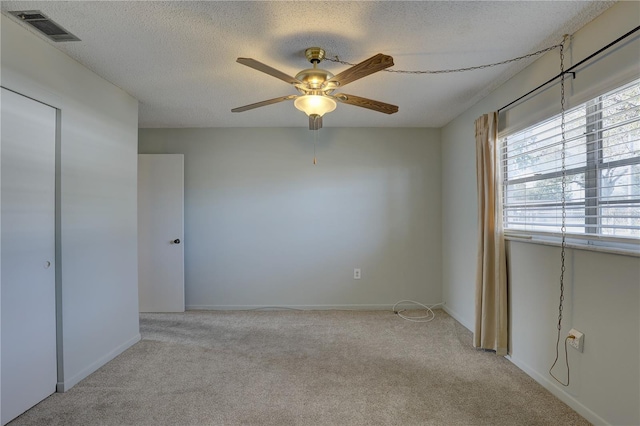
[1,1,614,128]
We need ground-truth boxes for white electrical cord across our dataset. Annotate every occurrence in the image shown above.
[235,303,445,319]
[392,300,444,323]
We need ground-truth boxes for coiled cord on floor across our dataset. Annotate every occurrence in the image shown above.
[392,300,444,322]
[233,302,445,320]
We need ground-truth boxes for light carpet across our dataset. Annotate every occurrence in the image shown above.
[9,310,589,425]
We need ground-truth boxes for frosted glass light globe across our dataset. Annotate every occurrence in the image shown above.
[294,95,337,117]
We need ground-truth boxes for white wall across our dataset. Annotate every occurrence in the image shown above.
[441,2,640,425]
[139,127,441,309]
[507,242,639,425]
[1,14,140,391]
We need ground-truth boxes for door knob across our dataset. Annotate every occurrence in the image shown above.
[173,239,181,244]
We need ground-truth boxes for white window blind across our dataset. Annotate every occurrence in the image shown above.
[501,78,640,242]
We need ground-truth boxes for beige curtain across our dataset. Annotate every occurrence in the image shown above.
[474,112,508,356]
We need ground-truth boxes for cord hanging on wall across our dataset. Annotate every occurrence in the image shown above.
[549,34,572,388]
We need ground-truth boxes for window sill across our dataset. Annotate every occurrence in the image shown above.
[504,232,640,258]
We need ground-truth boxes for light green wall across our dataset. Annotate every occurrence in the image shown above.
[441,2,640,425]
[139,127,442,309]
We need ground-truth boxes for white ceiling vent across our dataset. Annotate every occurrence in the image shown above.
[9,10,80,42]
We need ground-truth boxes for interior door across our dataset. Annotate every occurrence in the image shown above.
[138,154,185,312]
[1,88,57,425]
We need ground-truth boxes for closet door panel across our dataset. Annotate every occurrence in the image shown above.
[1,88,57,425]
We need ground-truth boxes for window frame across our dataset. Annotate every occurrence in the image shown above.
[501,78,640,255]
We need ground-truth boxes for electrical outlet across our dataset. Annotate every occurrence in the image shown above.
[568,328,584,352]
[353,268,361,280]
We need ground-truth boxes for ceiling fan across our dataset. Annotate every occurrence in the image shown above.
[231,47,399,129]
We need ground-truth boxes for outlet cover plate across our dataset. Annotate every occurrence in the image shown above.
[568,328,584,352]
[353,268,361,280]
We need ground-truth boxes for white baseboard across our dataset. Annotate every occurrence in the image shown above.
[505,354,609,426]
[186,304,397,311]
[442,305,610,424]
[443,305,608,424]
[442,305,473,331]
[56,333,141,392]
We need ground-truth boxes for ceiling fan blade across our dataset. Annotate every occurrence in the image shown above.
[333,93,398,114]
[237,58,302,85]
[231,95,297,112]
[326,54,394,87]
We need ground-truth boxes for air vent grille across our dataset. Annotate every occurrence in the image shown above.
[9,10,80,42]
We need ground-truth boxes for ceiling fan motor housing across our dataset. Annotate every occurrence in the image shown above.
[294,47,336,94]
[295,68,334,93]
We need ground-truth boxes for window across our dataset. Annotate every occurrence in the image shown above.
[502,78,640,247]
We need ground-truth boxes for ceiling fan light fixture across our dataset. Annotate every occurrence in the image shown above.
[232,48,398,129]
[294,95,336,117]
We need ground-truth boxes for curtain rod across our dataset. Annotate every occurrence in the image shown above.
[497,25,640,113]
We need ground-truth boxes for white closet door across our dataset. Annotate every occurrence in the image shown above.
[138,154,185,312]
[1,88,57,425]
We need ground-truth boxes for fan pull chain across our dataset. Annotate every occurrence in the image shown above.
[313,116,319,165]
[550,34,570,388]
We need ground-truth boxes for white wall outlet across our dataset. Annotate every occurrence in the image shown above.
[568,328,584,352]
[353,268,361,280]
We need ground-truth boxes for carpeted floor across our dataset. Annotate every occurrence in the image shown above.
[9,310,589,425]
